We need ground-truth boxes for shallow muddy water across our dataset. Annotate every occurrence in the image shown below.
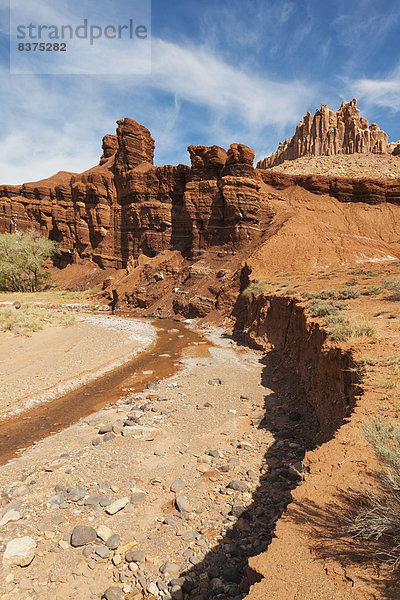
[0,317,209,465]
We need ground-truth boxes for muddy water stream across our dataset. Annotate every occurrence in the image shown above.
[0,318,209,465]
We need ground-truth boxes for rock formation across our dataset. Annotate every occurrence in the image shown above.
[0,121,271,269]
[257,99,389,168]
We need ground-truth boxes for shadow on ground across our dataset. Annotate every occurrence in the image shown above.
[176,343,400,600]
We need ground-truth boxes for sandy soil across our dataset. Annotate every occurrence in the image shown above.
[0,324,283,600]
[265,153,400,179]
[0,316,156,420]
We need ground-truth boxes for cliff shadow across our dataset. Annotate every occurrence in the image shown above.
[175,298,397,599]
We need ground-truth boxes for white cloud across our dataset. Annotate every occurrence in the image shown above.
[350,65,400,112]
[0,35,316,184]
[148,38,315,128]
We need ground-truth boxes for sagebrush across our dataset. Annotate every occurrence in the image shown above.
[346,418,400,570]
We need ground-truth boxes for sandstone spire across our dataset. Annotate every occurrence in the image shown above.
[257,99,389,169]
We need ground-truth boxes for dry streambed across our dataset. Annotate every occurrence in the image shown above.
[0,327,303,600]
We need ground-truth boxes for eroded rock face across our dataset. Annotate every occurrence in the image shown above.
[258,99,389,168]
[114,117,155,171]
[393,144,400,156]
[0,125,270,269]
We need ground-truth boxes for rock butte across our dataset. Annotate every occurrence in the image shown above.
[257,98,394,168]
[0,117,272,270]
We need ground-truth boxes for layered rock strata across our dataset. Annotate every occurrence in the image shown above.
[0,119,271,268]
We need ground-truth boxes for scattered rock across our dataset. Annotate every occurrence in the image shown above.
[105,497,129,515]
[175,495,191,513]
[95,546,110,558]
[208,378,224,386]
[0,509,21,526]
[1,500,22,516]
[106,534,120,550]
[103,586,125,600]
[70,526,97,547]
[3,536,36,567]
[98,424,114,434]
[85,494,103,506]
[228,480,249,492]
[97,525,113,542]
[125,550,145,563]
[160,561,181,575]
[130,492,146,505]
[67,486,86,502]
[170,480,186,493]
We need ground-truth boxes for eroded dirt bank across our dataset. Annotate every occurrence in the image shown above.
[234,294,396,600]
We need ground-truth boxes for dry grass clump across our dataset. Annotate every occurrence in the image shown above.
[0,305,75,336]
[346,418,400,570]
[329,320,376,341]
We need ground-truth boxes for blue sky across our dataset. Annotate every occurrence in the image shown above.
[1,0,400,183]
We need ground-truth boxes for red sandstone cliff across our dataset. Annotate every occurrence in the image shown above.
[0,119,272,269]
[257,99,389,169]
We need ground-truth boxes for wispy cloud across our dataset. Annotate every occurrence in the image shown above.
[350,65,400,112]
[0,33,316,184]
[148,38,315,128]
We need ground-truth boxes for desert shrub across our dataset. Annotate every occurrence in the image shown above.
[0,305,75,336]
[307,299,346,317]
[329,320,376,341]
[306,289,337,300]
[338,287,360,300]
[348,267,375,278]
[361,286,382,296]
[345,278,359,287]
[0,231,59,292]
[382,277,400,300]
[323,314,346,325]
[345,418,400,570]
[317,270,338,279]
[241,280,270,298]
[381,376,398,389]
[380,354,400,367]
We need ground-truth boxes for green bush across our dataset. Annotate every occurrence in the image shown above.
[0,230,59,292]
[306,289,337,300]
